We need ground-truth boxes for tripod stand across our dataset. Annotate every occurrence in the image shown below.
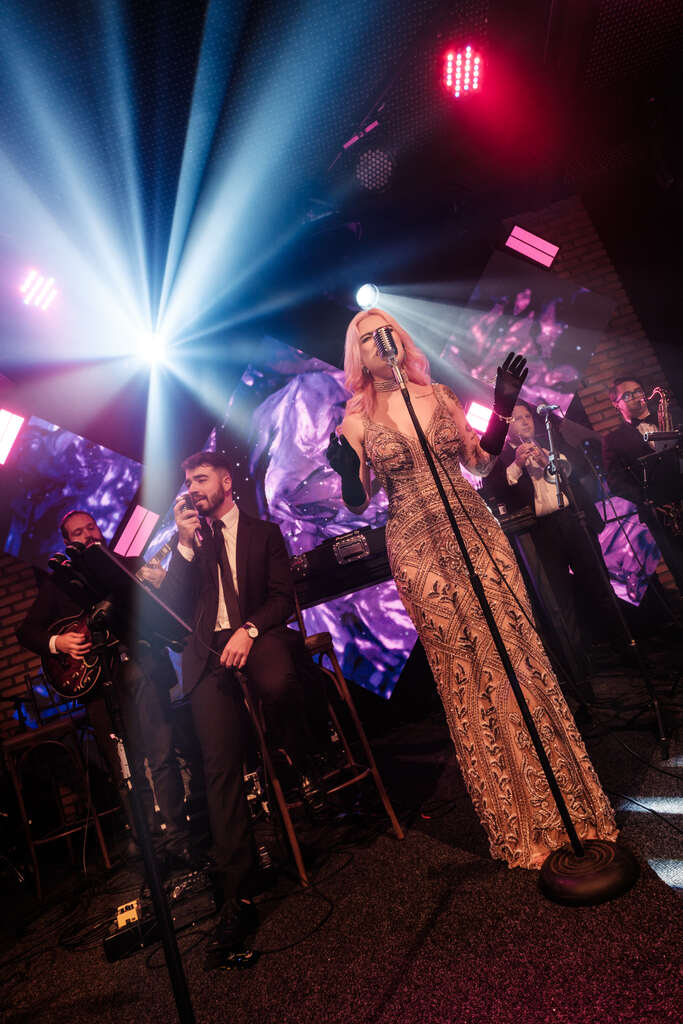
[540,409,670,760]
[383,353,638,904]
[62,545,197,1024]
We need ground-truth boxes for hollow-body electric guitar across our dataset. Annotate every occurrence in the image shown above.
[41,539,174,700]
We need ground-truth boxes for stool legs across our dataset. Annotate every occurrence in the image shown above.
[3,729,112,901]
[318,653,404,842]
[237,673,310,887]
[5,752,43,902]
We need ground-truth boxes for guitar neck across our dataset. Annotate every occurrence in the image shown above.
[135,538,175,579]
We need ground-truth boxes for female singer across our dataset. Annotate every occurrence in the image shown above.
[326,308,617,869]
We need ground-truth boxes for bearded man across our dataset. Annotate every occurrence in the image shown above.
[156,450,323,961]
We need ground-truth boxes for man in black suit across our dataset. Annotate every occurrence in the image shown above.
[16,511,187,853]
[482,400,620,692]
[603,375,683,595]
[157,450,322,958]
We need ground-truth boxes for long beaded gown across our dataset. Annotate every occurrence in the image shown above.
[363,383,617,868]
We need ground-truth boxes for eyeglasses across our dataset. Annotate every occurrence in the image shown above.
[618,388,645,403]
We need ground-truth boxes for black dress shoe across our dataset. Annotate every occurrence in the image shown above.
[204,899,259,970]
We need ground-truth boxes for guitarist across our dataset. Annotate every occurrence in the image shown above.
[16,510,189,861]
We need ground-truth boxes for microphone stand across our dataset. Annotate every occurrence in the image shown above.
[387,356,638,904]
[539,409,669,760]
[90,609,196,1024]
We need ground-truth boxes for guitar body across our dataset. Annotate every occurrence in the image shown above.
[40,537,175,699]
[41,614,108,700]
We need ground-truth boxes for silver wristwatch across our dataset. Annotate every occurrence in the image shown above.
[244,621,259,640]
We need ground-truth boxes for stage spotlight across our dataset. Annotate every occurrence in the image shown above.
[443,45,482,99]
[137,331,167,364]
[356,283,379,309]
[0,409,25,464]
[20,269,58,311]
[466,401,492,433]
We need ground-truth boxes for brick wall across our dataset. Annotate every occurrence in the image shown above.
[0,553,42,742]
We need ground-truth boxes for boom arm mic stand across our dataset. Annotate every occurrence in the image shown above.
[381,345,638,904]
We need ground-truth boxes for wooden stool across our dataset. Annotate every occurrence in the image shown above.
[3,717,113,901]
[237,614,404,887]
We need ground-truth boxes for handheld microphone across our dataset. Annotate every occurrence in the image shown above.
[180,492,203,546]
[537,403,560,415]
[373,326,398,364]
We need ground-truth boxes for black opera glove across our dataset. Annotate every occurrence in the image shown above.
[325,432,366,507]
[480,352,528,456]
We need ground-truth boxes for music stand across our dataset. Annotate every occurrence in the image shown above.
[63,543,196,1024]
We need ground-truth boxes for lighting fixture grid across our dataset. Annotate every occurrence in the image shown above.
[444,45,482,99]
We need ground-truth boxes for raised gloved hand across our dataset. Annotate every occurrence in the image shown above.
[480,352,528,456]
[325,432,366,507]
[494,352,528,417]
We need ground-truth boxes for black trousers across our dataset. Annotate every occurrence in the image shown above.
[86,662,187,842]
[189,626,315,900]
[524,508,624,668]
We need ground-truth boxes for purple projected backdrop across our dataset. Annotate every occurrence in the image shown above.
[438,250,659,604]
[144,341,417,699]
[440,249,614,416]
[1,415,142,569]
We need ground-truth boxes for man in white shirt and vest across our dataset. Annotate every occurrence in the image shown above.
[482,400,619,696]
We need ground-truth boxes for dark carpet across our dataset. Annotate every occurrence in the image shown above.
[1,652,681,1024]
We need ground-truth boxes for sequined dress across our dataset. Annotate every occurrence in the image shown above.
[363,384,617,868]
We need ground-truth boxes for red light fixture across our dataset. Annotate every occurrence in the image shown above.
[444,45,482,99]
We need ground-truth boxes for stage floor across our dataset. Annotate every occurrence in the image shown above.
[2,640,681,1024]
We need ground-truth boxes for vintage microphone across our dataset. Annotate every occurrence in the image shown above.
[373,325,638,905]
[373,325,406,390]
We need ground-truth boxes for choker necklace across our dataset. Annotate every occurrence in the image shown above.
[372,377,401,392]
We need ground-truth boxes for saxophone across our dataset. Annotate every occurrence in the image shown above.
[647,386,682,535]
[648,386,674,432]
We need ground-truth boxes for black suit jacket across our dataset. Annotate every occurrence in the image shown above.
[17,572,87,661]
[17,557,177,691]
[482,437,604,535]
[159,510,295,694]
[602,421,653,505]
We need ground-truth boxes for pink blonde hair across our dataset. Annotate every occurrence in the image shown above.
[343,308,431,418]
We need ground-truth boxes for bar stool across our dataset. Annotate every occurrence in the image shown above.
[3,715,113,901]
[237,603,404,887]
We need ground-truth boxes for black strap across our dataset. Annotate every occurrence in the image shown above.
[211,520,242,628]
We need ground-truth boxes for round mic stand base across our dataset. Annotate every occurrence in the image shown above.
[539,840,639,906]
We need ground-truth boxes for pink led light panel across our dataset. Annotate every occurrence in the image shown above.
[466,402,493,434]
[113,504,160,558]
[0,409,25,464]
[20,268,58,310]
[505,226,559,268]
[444,45,482,98]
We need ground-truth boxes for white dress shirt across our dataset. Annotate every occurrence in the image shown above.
[178,504,240,631]
[506,444,563,518]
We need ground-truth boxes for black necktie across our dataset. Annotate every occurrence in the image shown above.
[212,520,242,628]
